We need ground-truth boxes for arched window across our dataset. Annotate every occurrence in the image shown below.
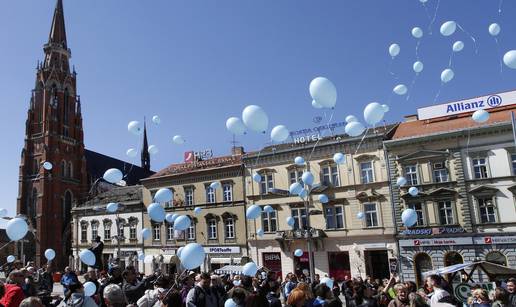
[68,161,73,179]
[444,251,463,267]
[28,188,38,225]
[63,191,73,228]
[486,251,507,266]
[61,160,67,177]
[63,88,69,122]
[414,253,433,287]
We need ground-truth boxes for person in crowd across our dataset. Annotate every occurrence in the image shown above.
[102,284,125,307]
[61,267,79,294]
[284,274,298,299]
[0,270,26,307]
[426,275,450,305]
[263,280,282,307]
[89,236,104,270]
[244,292,269,307]
[408,292,428,307]
[159,288,182,307]
[64,282,98,307]
[491,287,509,307]
[313,283,332,307]
[506,278,516,306]
[137,274,169,307]
[98,265,123,307]
[180,272,196,305]
[122,266,149,305]
[186,272,219,307]
[388,283,409,307]
[211,274,226,304]
[470,288,491,307]
[286,288,307,307]
[296,282,315,307]
[22,268,38,297]
[38,263,54,293]
[19,296,45,307]
[311,274,321,293]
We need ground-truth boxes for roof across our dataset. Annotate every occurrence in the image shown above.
[85,149,154,185]
[150,154,242,178]
[80,185,144,207]
[391,105,516,141]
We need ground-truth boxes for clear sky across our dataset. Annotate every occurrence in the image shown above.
[0,0,516,220]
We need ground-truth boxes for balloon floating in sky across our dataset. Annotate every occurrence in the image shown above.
[294,156,305,166]
[413,61,424,73]
[318,194,329,204]
[242,105,269,133]
[263,205,274,213]
[489,23,501,36]
[389,43,400,57]
[172,135,185,145]
[408,187,419,197]
[126,148,137,158]
[357,212,365,220]
[141,228,151,240]
[148,145,159,155]
[106,202,118,213]
[309,77,337,109]
[154,188,173,203]
[294,249,303,257]
[0,208,7,218]
[345,121,366,137]
[6,218,28,241]
[441,69,455,83]
[103,168,123,184]
[210,181,221,189]
[301,171,314,186]
[84,282,97,297]
[402,209,418,227]
[472,110,490,123]
[80,250,96,266]
[503,50,516,69]
[440,21,457,36]
[152,115,161,125]
[271,125,290,142]
[128,121,143,136]
[411,27,423,39]
[242,262,258,277]
[44,249,56,261]
[226,117,246,136]
[382,104,390,113]
[333,152,345,164]
[147,203,166,223]
[252,172,262,183]
[246,205,262,220]
[311,100,324,109]
[174,215,191,231]
[6,255,15,263]
[393,84,408,96]
[180,243,205,270]
[453,41,464,52]
[345,115,358,123]
[43,161,53,171]
[396,177,407,187]
[289,182,303,195]
[286,216,295,227]
[364,102,385,125]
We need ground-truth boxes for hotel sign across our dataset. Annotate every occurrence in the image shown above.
[417,90,516,120]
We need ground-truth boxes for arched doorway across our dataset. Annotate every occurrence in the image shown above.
[414,253,433,287]
[485,251,507,266]
[444,251,463,283]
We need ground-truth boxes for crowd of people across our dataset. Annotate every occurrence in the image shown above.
[0,260,514,307]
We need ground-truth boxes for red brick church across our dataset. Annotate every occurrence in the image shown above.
[16,0,153,268]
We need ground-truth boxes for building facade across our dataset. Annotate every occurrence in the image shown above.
[385,91,516,286]
[140,148,247,274]
[243,127,398,281]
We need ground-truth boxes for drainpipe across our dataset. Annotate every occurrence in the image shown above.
[242,163,250,260]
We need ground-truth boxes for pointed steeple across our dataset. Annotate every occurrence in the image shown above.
[43,0,70,71]
[141,119,151,172]
[48,0,67,48]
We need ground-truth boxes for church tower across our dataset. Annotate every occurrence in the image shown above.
[16,0,87,268]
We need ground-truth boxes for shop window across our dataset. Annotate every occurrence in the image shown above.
[485,251,507,266]
[325,205,344,229]
[407,203,425,226]
[405,165,419,185]
[414,253,433,288]
[206,186,216,203]
[472,157,488,179]
[360,161,374,184]
[259,172,274,195]
[223,184,232,202]
[444,251,463,267]
[477,196,497,223]
[438,200,455,225]
[328,252,351,282]
[261,210,277,233]
[291,208,307,230]
[364,203,379,227]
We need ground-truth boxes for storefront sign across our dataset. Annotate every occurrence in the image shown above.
[399,237,473,247]
[363,243,387,249]
[204,246,241,254]
[473,236,516,245]
[118,251,136,257]
[262,252,282,279]
[184,149,213,162]
[401,226,465,236]
[417,90,516,120]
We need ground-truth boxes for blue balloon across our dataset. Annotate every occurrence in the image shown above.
[180,243,205,270]
[301,171,314,186]
[6,218,28,241]
[194,207,202,214]
[402,209,418,227]
[333,153,345,164]
[320,277,334,289]
[84,281,97,296]
[318,194,329,204]
[103,168,123,184]
[148,203,166,223]
[256,228,264,237]
[289,182,303,195]
[246,205,262,220]
[165,213,175,223]
[174,215,191,231]
[210,181,221,189]
[252,173,262,183]
[141,228,151,240]
[294,249,303,257]
[294,156,305,165]
[177,246,184,258]
[242,262,258,276]
[225,299,237,307]
[154,188,173,203]
[408,187,419,196]
[106,202,118,213]
[286,216,295,227]
[263,205,274,213]
[298,189,308,199]
[357,212,365,220]
[80,250,96,266]
[44,249,56,261]
[6,255,15,263]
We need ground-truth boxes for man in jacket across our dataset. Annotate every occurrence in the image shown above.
[0,270,26,307]
[60,266,79,294]
[121,266,148,305]
[186,272,219,307]
[507,278,516,306]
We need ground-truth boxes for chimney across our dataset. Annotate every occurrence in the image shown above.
[231,146,244,156]
[404,114,418,122]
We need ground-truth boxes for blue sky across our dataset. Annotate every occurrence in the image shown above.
[0,0,516,218]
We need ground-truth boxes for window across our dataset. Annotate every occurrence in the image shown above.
[167,224,174,240]
[291,208,307,230]
[433,162,449,183]
[81,223,87,242]
[405,165,418,185]
[206,186,215,203]
[512,154,516,175]
[472,158,488,179]
[322,165,340,186]
[152,224,161,241]
[360,162,374,184]
[478,197,496,223]
[117,222,125,241]
[485,251,507,266]
[261,210,277,233]
[163,190,174,208]
[91,223,98,239]
[185,188,194,206]
[407,203,425,226]
[223,184,233,202]
[225,218,235,239]
[438,200,455,225]
[364,203,379,227]
[325,205,344,229]
[187,223,196,240]
[208,219,217,239]
[129,224,137,240]
[61,160,67,177]
[289,169,303,184]
[260,173,274,195]
[103,224,111,240]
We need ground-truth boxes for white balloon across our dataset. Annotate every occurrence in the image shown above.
[382,104,390,113]
[6,218,28,241]
[144,255,154,264]
[138,252,145,261]
[301,171,314,186]
[225,298,237,307]
[256,228,264,237]
[252,172,262,183]
[141,228,151,240]
[242,105,269,133]
[127,121,143,136]
[79,250,96,266]
[389,43,400,57]
[43,161,53,171]
[172,135,185,145]
[363,102,385,125]
[420,0,428,2]
[311,100,324,109]
[489,23,501,36]
[294,249,303,257]
[413,61,424,73]
[147,203,166,223]
[472,110,490,123]
[333,153,345,164]
[194,207,202,215]
[103,168,123,184]
[298,189,308,199]
[0,208,7,218]
[84,281,97,296]
[106,202,118,213]
[6,255,15,263]
[45,249,56,261]
[309,77,337,109]
[408,187,419,196]
[154,188,173,203]
[180,243,205,270]
[503,50,516,69]
[263,205,274,213]
[226,117,246,136]
[294,156,305,165]
[286,216,295,227]
[453,41,464,52]
[318,194,329,204]
[246,205,262,220]
[411,27,423,39]
[393,84,408,96]
[126,148,137,158]
[441,69,454,83]
[210,181,221,189]
[148,145,159,155]
[345,121,366,137]
[270,125,290,142]
[396,177,407,187]
[289,182,303,195]
[320,277,334,289]
[174,215,191,231]
[357,212,365,220]
[440,21,457,36]
[402,209,418,227]
[152,115,161,125]
[242,262,258,276]
[345,115,358,123]
[165,213,175,224]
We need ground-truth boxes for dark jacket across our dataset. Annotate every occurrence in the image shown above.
[122,280,147,304]
[266,292,282,307]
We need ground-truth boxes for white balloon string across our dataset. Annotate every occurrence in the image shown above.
[448,52,454,68]
[354,127,370,155]
[499,0,503,15]
[421,2,432,25]
[388,58,399,80]
[457,23,478,54]
[428,0,441,35]
[406,73,419,101]
[415,40,421,60]
[495,37,503,74]
[308,110,335,161]
[434,82,444,103]
[123,135,143,181]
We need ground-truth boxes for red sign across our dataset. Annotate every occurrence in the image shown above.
[262,252,282,279]
[414,240,421,246]
[184,151,194,163]
[484,237,492,244]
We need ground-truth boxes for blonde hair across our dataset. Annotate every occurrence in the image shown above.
[287,289,307,306]
[296,282,314,299]
[394,283,408,294]
[472,288,489,302]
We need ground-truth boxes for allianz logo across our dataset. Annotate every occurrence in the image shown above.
[445,95,502,113]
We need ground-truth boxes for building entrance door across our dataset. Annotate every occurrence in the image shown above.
[364,250,389,280]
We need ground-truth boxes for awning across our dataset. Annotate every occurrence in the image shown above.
[424,261,516,279]
[210,258,231,264]
[214,264,268,275]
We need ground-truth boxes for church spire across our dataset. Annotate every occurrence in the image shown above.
[141,119,151,172]
[43,0,70,71]
[48,0,67,48]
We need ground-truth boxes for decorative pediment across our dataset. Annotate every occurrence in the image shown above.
[354,154,378,162]
[469,185,499,195]
[221,212,237,220]
[102,218,112,225]
[258,168,277,174]
[400,190,427,198]
[318,159,336,165]
[356,188,383,201]
[286,164,305,170]
[398,150,449,162]
[427,187,457,196]
[204,213,219,221]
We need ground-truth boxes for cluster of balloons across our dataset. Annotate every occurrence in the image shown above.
[395,175,419,227]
